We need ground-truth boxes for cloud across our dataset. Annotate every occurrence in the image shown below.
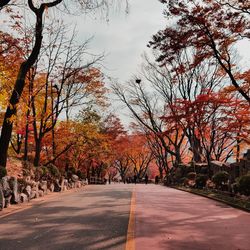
[66,0,165,82]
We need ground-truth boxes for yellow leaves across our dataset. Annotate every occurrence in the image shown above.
[6,114,16,124]
[0,91,8,107]
[0,61,17,108]
[0,32,22,109]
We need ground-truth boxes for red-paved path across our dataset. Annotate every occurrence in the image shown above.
[135,185,250,250]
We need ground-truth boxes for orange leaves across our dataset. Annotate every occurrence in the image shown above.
[65,66,108,107]
[0,32,25,116]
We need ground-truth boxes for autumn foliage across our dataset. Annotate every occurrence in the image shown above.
[1,0,250,182]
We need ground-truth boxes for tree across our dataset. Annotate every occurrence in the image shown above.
[0,31,22,109]
[28,23,106,166]
[149,0,250,103]
[111,135,131,182]
[0,0,62,167]
[141,52,226,164]
[61,109,111,179]
[216,0,250,15]
[128,134,153,180]
[112,79,181,170]
[0,0,129,167]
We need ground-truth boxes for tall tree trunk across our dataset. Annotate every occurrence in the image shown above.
[34,138,42,166]
[175,146,182,166]
[191,136,202,163]
[10,134,22,154]
[236,137,241,163]
[51,85,56,158]
[0,4,44,167]
[159,167,163,180]
[23,108,31,161]
[52,127,56,157]
[24,67,35,161]
[0,0,11,9]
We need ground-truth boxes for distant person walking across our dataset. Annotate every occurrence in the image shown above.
[145,174,148,185]
[134,174,137,184]
[155,175,159,184]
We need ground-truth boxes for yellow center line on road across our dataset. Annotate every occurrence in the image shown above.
[126,187,136,250]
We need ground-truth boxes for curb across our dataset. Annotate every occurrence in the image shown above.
[171,186,250,213]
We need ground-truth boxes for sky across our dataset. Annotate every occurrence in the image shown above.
[67,0,165,82]
[64,0,166,127]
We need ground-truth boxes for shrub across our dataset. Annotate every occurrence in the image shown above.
[47,164,60,178]
[212,171,229,189]
[66,166,77,179]
[185,165,195,173]
[182,177,189,186]
[195,174,208,189]
[231,182,239,194]
[76,170,85,179]
[59,168,65,176]
[22,161,32,176]
[0,166,7,179]
[173,167,185,182]
[179,177,187,184]
[22,168,30,177]
[35,167,44,180]
[200,167,208,175]
[237,174,250,196]
[187,172,196,180]
[41,166,49,176]
[68,166,76,174]
[17,178,28,193]
[22,162,36,179]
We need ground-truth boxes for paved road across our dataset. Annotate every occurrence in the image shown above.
[0,184,250,250]
[0,185,133,250]
[135,185,250,250]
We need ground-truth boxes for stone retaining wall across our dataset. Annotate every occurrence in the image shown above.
[0,174,87,211]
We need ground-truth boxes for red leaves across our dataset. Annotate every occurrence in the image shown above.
[150,0,248,66]
[161,87,250,144]
[149,0,250,103]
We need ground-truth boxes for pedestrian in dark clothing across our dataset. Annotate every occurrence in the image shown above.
[155,175,159,184]
[145,174,148,184]
[134,175,137,184]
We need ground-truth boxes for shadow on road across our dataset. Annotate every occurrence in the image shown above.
[0,185,133,250]
[134,185,250,250]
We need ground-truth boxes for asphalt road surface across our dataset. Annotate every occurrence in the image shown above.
[0,184,250,250]
[0,185,132,250]
[135,185,250,250]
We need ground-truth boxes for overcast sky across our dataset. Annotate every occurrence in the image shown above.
[67,0,165,83]
[63,0,165,126]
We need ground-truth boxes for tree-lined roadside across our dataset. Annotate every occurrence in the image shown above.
[113,0,250,201]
